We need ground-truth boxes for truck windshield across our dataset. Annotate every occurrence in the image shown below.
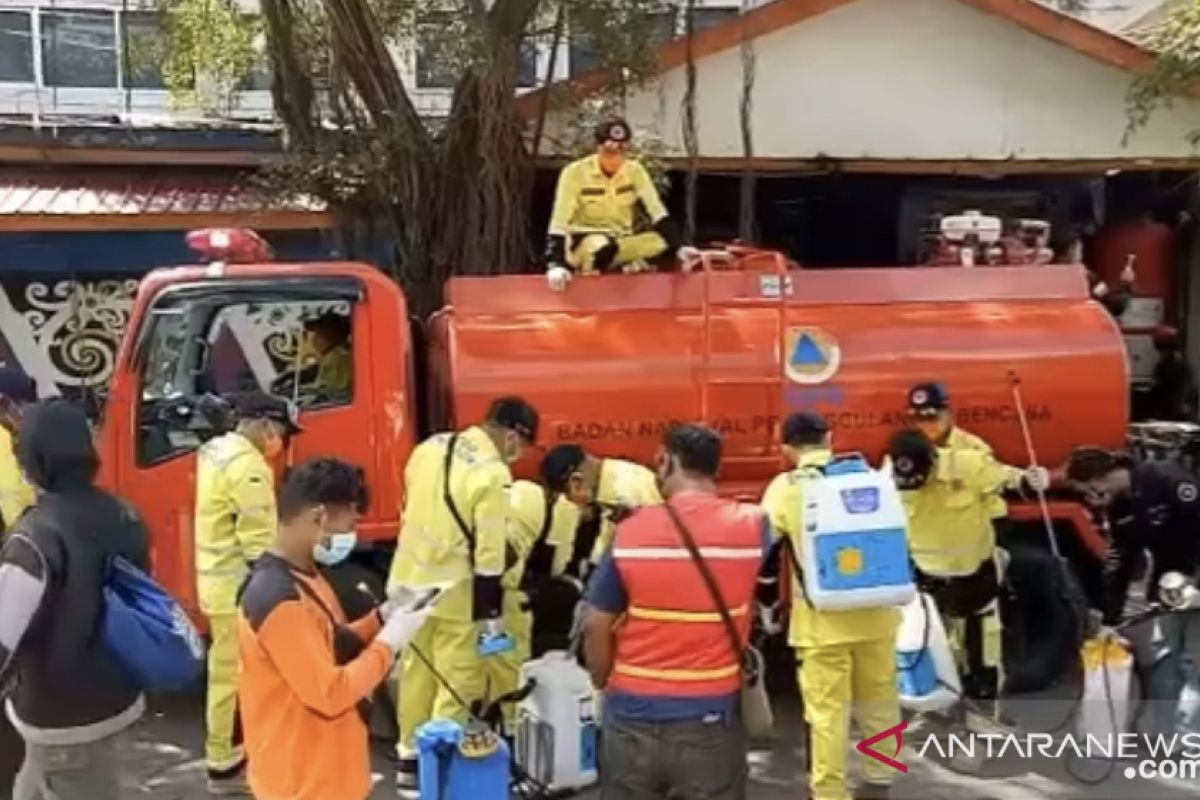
[136,293,357,466]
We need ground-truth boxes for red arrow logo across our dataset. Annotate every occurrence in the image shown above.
[855,721,908,774]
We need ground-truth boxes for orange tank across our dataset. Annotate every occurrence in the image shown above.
[433,262,1128,496]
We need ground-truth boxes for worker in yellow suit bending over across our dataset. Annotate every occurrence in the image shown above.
[0,368,37,533]
[485,479,580,735]
[539,443,661,576]
[388,396,539,792]
[194,391,298,795]
[544,118,692,291]
[760,412,902,800]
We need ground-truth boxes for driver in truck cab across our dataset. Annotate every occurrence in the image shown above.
[301,312,352,399]
[544,118,691,292]
[540,443,662,576]
[0,367,37,534]
[387,396,539,792]
[887,429,1048,709]
[194,391,300,794]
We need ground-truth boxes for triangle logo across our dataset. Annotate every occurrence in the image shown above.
[790,334,827,368]
[784,327,841,385]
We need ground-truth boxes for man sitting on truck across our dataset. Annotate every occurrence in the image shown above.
[544,118,691,292]
[540,444,662,575]
[888,429,1047,709]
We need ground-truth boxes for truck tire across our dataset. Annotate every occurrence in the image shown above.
[1000,543,1087,693]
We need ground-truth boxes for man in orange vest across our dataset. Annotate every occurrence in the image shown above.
[582,424,769,800]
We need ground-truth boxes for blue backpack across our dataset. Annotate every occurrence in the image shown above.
[101,556,206,691]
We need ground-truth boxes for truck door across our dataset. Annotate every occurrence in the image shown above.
[104,276,375,618]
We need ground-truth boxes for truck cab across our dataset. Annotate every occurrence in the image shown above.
[96,229,417,617]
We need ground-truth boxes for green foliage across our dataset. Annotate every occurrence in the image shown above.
[157,0,264,113]
[1127,0,1200,144]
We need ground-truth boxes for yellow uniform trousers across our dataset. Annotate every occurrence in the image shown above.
[798,638,901,800]
[568,232,667,274]
[397,617,487,759]
[485,600,533,734]
[204,614,244,773]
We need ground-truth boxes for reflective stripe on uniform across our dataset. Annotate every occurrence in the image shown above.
[627,604,749,623]
[613,661,740,681]
[612,546,762,561]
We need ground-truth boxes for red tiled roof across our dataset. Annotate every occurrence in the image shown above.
[0,173,330,231]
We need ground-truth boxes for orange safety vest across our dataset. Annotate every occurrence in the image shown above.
[609,492,764,698]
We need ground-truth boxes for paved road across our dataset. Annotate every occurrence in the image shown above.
[101,688,1200,800]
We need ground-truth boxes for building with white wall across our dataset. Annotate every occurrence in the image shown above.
[0,0,753,123]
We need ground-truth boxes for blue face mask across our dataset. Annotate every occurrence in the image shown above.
[314,532,357,566]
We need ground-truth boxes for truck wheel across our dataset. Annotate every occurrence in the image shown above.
[1000,543,1087,694]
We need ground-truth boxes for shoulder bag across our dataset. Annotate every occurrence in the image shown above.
[662,502,774,739]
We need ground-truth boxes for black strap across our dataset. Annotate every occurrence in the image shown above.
[662,502,744,666]
[442,434,477,565]
[290,571,342,624]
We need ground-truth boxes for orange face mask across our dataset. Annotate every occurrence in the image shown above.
[598,149,626,175]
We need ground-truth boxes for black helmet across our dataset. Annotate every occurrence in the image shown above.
[888,428,936,490]
[594,118,632,146]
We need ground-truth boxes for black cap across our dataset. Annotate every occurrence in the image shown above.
[304,311,351,341]
[486,396,539,443]
[594,118,632,145]
[1065,447,1129,483]
[0,367,36,404]
[888,428,936,490]
[541,444,587,493]
[907,382,950,418]
[781,411,829,444]
[228,391,301,435]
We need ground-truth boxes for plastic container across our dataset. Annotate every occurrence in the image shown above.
[1077,637,1134,744]
[895,592,960,712]
[515,650,599,791]
[416,719,510,800]
[799,456,914,611]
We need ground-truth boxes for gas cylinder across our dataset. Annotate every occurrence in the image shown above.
[515,651,599,791]
[1090,219,1177,387]
[416,719,510,800]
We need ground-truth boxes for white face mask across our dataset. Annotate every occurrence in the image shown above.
[314,531,357,566]
[501,433,524,465]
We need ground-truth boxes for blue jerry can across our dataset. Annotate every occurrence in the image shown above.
[417,719,510,800]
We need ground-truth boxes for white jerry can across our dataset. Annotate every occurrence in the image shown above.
[515,651,599,792]
[799,455,915,611]
[895,592,961,712]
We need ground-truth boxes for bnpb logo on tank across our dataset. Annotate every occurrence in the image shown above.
[784,327,846,408]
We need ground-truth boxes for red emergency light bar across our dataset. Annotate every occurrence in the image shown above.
[185,228,273,264]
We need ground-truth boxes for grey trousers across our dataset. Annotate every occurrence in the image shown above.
[600,714,747,800]
[11,736,120,800]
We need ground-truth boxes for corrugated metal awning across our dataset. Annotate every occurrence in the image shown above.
[0,172,332,231]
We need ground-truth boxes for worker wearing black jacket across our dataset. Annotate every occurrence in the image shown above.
[1066,447,1200,737]
[0,400,150,800]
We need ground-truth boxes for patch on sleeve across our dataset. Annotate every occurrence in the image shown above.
[1177,483,1198,503]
